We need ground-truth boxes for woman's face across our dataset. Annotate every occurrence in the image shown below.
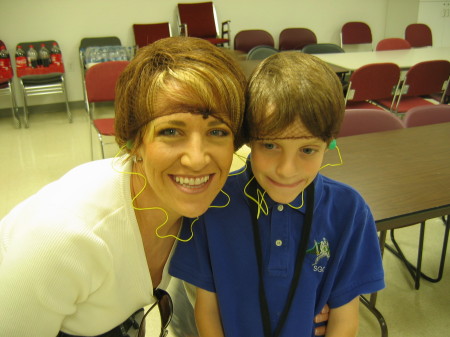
[138,112,234,219]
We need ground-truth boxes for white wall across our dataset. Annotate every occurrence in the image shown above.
[385,0,420,38]
[1,0,392,108]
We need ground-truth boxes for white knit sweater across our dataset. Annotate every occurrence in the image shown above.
[0,158,173,336]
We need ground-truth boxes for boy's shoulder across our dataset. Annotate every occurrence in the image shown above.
[317,174,367,208]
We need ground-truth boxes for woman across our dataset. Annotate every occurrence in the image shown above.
[0,37,246,337]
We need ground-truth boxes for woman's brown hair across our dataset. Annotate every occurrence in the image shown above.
[115,37,247,157]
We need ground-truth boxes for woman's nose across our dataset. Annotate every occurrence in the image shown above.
[180,134,211,170]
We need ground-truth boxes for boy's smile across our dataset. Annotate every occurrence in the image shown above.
[250,121,327,205]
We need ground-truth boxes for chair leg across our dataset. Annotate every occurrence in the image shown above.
[97,132,105,159]
[386,218,449,290]
[21,90,30,128]
[9,83,21,128]
[62,76,72,123]
[360,295,388,337]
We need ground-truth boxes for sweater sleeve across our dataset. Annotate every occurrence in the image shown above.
[0,213,112,337]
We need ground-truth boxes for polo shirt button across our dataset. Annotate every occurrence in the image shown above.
[277,205,284,212]
[275,240,283,246]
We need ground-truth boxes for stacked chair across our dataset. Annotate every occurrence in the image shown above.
[16,40,71,128]
[0,40,20,128]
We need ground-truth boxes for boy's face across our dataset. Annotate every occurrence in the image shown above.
[250,120,327,204]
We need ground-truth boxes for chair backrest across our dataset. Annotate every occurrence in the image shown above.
[403,104,450,127]
[177,2,218,38]
[341,22,372,46]
[338,109,404,137]
[246,45,279,60]
[346,63,400,102]
[376,38,411,51]
[79,36,121,51]
[402,60,450,97]
[85,60,129,103]
[278,28,317,51]
[302,43,345,54]
[234,30,274,53]
[405,23,432,48]
[16,40,64,76]
[133,23,171,49]
[79,36,122,72]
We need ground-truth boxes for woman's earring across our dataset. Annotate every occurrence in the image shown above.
[133,156,143,163]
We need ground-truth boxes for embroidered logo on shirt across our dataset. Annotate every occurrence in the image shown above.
[307,237,330,272]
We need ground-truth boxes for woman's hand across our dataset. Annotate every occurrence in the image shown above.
[314,304,330,336]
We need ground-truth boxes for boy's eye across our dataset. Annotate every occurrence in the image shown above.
[159,128,179,136]
[263,143,276,150]
[301,147,316,155]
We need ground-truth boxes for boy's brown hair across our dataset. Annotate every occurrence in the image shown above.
[245,51,345,144]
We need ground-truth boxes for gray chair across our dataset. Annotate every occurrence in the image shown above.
[302,43,345,54]
[246,45,279,60]
[79,36,122,111]
[16,40,71,128]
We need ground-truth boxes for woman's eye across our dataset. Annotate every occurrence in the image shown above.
[210,129,229,137]
[159,128,179,136]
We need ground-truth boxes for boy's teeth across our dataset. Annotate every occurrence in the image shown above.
[175,175,210,186]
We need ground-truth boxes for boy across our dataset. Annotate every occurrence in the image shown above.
[169,52,385,337]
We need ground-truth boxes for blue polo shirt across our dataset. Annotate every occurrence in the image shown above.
[170,165,385,337]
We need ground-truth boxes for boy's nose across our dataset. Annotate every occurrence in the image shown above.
[276,154,299,179]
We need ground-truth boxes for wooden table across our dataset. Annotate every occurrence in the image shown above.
[321,122,450,337]
[314,46,450,71]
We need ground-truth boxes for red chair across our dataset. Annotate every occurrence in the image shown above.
[405,23,432,48]
[379,60,450,114]
[278,28,317,51]
[177,2,230,46]
[376,38,411,51]
[403,104,450,127]
[338,109,404,137]
[133,23,172,49]
[345,63,401,111]
[234,30,274,53]
[340,22,372,50]
[0,40,20,128]
[85,60,129,159]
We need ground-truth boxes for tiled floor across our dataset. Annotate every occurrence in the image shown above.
[0,106,448,336]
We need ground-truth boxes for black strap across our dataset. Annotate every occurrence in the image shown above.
[249,177,315,337]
